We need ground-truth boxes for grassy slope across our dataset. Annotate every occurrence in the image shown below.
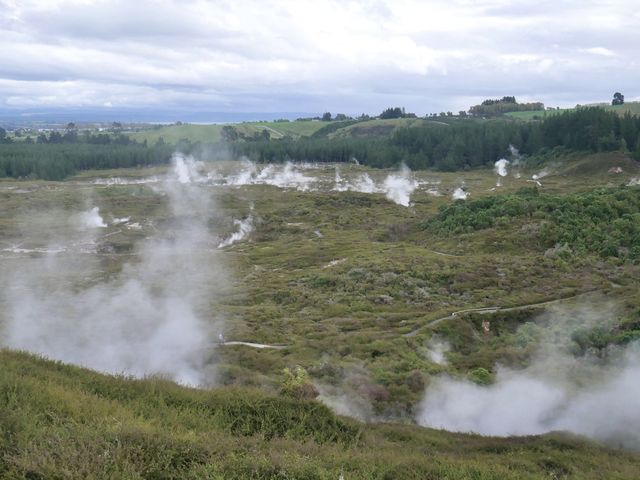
[126,117,440,145]
[2,349,639,479]
[328,117,426,138]
[127,120,327,145]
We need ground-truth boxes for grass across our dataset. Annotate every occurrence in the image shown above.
[2,349,640,479]
[125,118,439,146]
[328,118,428,138]
[127,120,328,145]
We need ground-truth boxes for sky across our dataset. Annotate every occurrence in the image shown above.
[1,0,639,119]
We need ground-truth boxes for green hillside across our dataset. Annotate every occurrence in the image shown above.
[127,120,328,145]
[2,349,639,479]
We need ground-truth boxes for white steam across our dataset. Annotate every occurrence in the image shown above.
[417,302,640,450]
[382,166,418,207]
[92,176,160,186]
[225,160,313,191]
[494,159,510,177]
[425,338,450,365]
[452,187,468,200]
[333,165,417,206]
[1,153,224,386]
[508,144,522,164]
[218,215,254,248]
[418,348,640,449]
[530,168,551,186]
[77,206,107,229]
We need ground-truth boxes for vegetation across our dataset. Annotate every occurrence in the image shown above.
[2,150,640,476]
[425,186,640,260]
[232,108,640,170]
[2,349,639,479]
[0,142,173,180]
[469,96,545,117]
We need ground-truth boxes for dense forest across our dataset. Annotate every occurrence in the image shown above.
[233,108,640,170]
[0,142,174,180]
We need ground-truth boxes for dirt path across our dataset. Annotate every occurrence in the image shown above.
[403,290,598,338]
[222,341,288,349]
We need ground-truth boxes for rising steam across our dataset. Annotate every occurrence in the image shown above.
[1,153,224,386]
[494,159,510,177]
[417,304,640,450]
[452,187,468,200]
[333,165,418,206]
[219,215,254,248]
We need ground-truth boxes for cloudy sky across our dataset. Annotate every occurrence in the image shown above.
[1,0,639,118]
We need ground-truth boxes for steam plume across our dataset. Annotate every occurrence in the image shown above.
[452,187,468,200]
[494,159,509,177]
[417,303,640,450]
[1,153,224,386]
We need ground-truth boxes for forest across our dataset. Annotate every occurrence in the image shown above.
[233,108,640,170]
[2,107,640,180]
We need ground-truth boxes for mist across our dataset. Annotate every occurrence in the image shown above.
[0,153,225,386]
[417,304,640,450]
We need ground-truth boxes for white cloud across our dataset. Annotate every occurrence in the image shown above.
[581,47,617,57]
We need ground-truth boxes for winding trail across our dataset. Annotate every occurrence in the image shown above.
[221,341,288,350]
[403,290,599,338]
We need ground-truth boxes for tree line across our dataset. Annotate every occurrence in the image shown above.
[231,108,640,170]
[0,142,174,180]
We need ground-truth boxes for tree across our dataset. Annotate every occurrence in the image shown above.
[334,113,348,121]
[612,92,625,106]
[221,125,238,142]
[0,127,6,142]
[379,107,403,119]
[321,112,332,121]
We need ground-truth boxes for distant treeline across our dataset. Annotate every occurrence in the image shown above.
[232,108,640,170]
[468,96,545,117]
[0,143,174,180]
